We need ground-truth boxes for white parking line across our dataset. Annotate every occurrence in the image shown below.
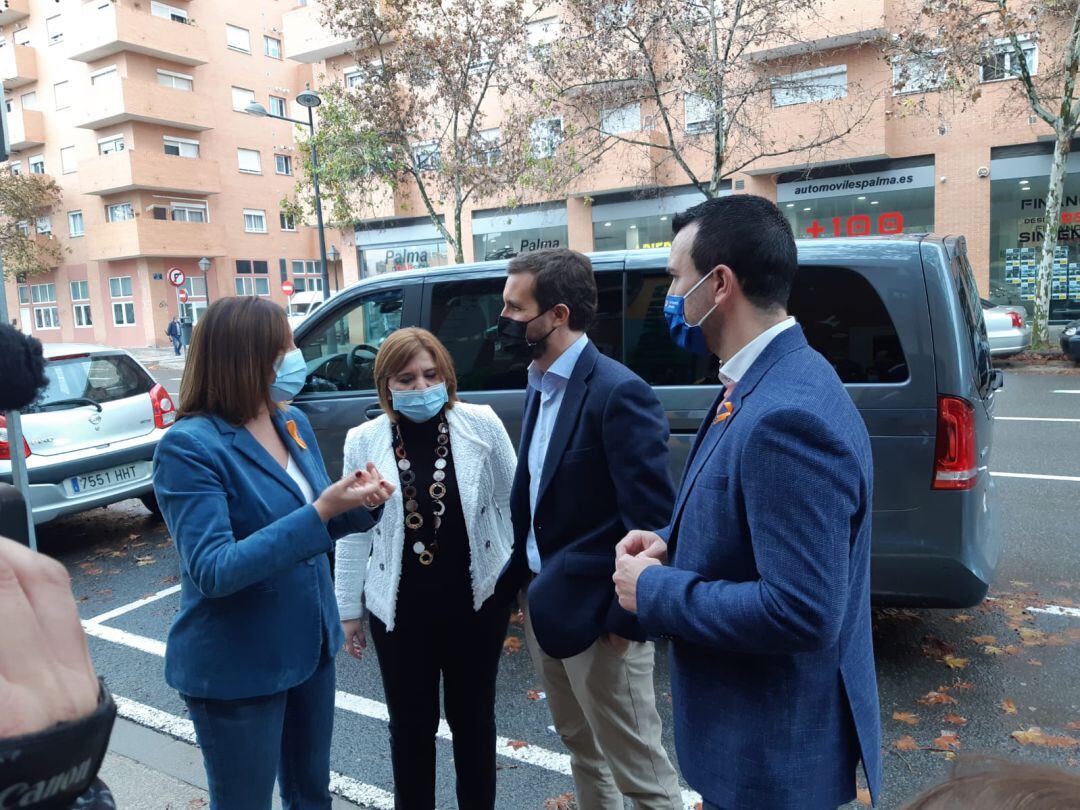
[112,695,398,809]
[995,416,1080,423]
[1052,390,1080,394]
[1027,605,1080,619]
[85,614,702,807]
[990,471,1080,483]
[87,584,181,625]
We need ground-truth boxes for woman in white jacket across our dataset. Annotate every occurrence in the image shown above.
[335,327,517,810]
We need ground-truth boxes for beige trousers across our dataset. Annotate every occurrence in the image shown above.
[522,594,682,810]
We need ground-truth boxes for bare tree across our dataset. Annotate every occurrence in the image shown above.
[530,0,881,200]
[895,0,1080,347]
[0,168,65,279]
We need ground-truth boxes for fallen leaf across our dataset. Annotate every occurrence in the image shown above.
[945,714,968,726]
[951,614,974,624]
[187,800,208,810]
[543,793,576,810]
[1002,699,1018,715]
[506,739,529,750]
[951,681,974,691]
[943,655,969,670]
[1018,627,1049,646]
[508,610,524,627]
[135,555,155,567]
[892,711,919,726]
[971,635,997,645]
[932,732,962,751]
[526,689,545,701]
[502,636,523,654]
[856,787,872,806]
[1002,645,1022,655]
[921,636,956,658]
[894,735,920,751]
[982,645,1005,655]
[1028,659,1044,667]
[1011,727,1079,748]
[1010,581,1032,589]
[83,566,103,576]
[161,575,179,585]
[919,691,958,706]
[1064,721,1080,731]
[128,533,142,541]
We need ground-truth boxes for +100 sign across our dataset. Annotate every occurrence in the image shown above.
[805,212,905,239]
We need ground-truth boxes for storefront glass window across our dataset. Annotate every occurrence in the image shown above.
[593,215,673,252]
[473,225,567,262]
[783,185,934,241]
[989,170,1080,321]
[360,240,449,278]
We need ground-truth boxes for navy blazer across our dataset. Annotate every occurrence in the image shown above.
[506,341,676,659]
[637,326,883,808]
[153,407,380,700]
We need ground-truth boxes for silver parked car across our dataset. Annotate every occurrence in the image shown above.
[981,299,1031,358]
[0,344,176,524]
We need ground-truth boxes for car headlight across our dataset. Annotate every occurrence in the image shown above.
[1066,326,1078,337]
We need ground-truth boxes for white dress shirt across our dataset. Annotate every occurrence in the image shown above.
[285,454,315,504]
[525,334,590,573]
[717,317,797,387]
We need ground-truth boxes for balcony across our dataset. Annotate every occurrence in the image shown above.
[0,0,30,26]
[283,1,360,63]
[86,218,226,261]
[746,0,886,61]
[81,151,222,197]
[8,108,44,151]
[74,78,213,132]
[70,1,209,67]
[0,43,36,89]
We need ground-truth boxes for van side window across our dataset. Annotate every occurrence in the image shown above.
[298,288,403,393]
[789,266,909,384]
[624,271,718,386]
[954,253,993,392]
[427,274,623,392]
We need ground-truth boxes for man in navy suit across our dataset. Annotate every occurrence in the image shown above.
[497,249,682,810]
[613,196,882,809]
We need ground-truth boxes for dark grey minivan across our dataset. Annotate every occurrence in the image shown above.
[292,234,1002,608]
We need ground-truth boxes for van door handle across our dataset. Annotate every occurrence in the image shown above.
[364,404,383,420]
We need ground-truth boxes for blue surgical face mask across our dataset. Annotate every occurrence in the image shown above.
[270,348,307,403]
[392,382,448,423]
[663,269,717,356]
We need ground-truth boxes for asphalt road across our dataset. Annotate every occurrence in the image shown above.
[40,367,1080,809]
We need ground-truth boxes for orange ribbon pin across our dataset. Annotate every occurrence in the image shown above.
[286,419,308,450]
[713,401,734,425]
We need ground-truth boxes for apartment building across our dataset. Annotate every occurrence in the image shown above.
[1,0,350,348]
[284,0,1080,323]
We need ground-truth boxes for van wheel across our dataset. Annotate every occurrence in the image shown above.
[140,493,164,522]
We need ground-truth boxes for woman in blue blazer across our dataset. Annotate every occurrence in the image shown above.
[153,297,393,810]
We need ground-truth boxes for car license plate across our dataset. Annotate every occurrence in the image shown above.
[65,463,144,496]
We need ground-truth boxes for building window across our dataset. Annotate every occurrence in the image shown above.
[237,148,262,174]
[275,154,292,175]
[150,1,188,22]
[529,119,563,158]
[292,260,323,292]
[12,27,29,46]
[526,17,559,56]
[264,36,282,59]
[70,280,92,328]
[226,24,251,53]
[235,277,270,297]
[344,68,363,89]
[235,259,269,274]
[35,216,52,235]
[471,128,501,167]
[771,65,848,107]
[685,93,713,133]
[8,162,20,175]
[981,35,1038,83]
[54,81,70,111]
[106,203,135,222]
[109,276,133,298]
[98,135,125,155]
[28,155,45,174]
[32,283,58,330]
[892,55,944,96]
[17,285,30,305]
[601,103,641,135]
[231,86,255,112]
[412,141,440,170]
[60,146,77,174]
[163,136,199,158]
[45,14,63,45]
[110,276,136,326]
[68,211,84,237]
[157,70,194,91]
[243,210,267,233]
[280,212,297,231]
[90,66,119,86]
[269,95,287,117]
[170,202,208,223]
[20,91,37,111]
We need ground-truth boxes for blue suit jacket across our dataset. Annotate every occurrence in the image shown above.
[637,326,882,809]
[505,341,676,659]
[153,407,380,700]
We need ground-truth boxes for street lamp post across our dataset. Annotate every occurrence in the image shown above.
[198,256,211,303]
[246,91,331,302]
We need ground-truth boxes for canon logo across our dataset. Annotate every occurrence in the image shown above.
[0,758,92,808]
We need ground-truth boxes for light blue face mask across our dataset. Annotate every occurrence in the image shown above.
[663,269,717,357]
[270,348,307,403]
[392,382,448,423]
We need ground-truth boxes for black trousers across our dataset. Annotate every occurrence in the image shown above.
[370,587,510,810]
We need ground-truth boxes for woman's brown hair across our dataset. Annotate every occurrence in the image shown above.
[373,328,459,421]
[178,297,292,425]
[904,756,1080,809]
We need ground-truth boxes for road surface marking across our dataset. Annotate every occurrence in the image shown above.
[86,584,181,625]
[111,695,399,809]
[87,621,702,808]
[1052,390,1080,394]
[995,416,1080,423]
[1027,605,1080,619]
[990,471,1080,483]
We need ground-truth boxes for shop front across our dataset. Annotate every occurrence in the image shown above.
[356,218,449,279]
[590,185,728,252]
[777,159,935,242]
[472,203,567,262]
[989,144,1080,322]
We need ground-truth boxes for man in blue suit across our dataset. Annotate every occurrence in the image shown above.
[497,249,682,810]
[613,196,882,809]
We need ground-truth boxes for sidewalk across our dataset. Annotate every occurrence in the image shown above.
[128,346,187,371]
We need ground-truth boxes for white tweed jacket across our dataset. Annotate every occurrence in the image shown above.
[335,402,517,630]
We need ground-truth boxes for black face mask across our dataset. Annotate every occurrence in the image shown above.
[497,310,557,359]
